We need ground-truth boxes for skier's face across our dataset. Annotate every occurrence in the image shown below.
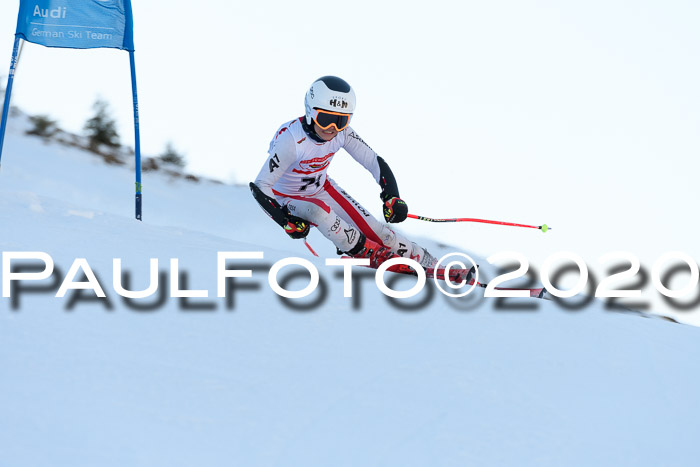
[313,122,338,141]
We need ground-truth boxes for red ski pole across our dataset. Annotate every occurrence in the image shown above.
[407,214,550,232]
[304,239,319,257]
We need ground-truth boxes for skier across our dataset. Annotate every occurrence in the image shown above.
[249,76,437,268]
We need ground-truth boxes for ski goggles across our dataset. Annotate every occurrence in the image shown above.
[312,109,352,131]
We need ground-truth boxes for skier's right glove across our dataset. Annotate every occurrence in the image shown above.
[250,182,312,240]
[283,215,311,239]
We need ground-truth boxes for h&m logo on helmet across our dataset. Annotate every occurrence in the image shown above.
[328,98,349,109]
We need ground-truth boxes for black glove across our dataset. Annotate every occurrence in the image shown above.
[383,197,408,223]
[283,215,311,239]
[250,183,312,240]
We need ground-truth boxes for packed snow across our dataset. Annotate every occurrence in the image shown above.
[1,111,699,466]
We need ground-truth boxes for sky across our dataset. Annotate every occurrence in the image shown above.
[2,0,700,321]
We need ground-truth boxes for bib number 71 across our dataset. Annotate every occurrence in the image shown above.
[300,176,322,192]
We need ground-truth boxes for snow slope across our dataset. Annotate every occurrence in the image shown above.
[1,113,700,466]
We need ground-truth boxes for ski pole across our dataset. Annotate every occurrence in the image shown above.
[407,214,550,232]
[304,239,319,257]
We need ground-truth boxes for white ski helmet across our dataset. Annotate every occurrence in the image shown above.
[304,76,356,126]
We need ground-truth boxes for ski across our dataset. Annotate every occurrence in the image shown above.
[341,257,548,299]
[415,265,549,299]
[429,266,548,299]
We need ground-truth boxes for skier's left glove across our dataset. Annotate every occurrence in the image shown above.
[383,197,408,223]
[283,215,311,239]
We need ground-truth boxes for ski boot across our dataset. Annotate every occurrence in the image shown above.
[347,234,398,268]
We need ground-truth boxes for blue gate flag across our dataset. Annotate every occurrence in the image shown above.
[15,0,134,51]
[3,0,142,219]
